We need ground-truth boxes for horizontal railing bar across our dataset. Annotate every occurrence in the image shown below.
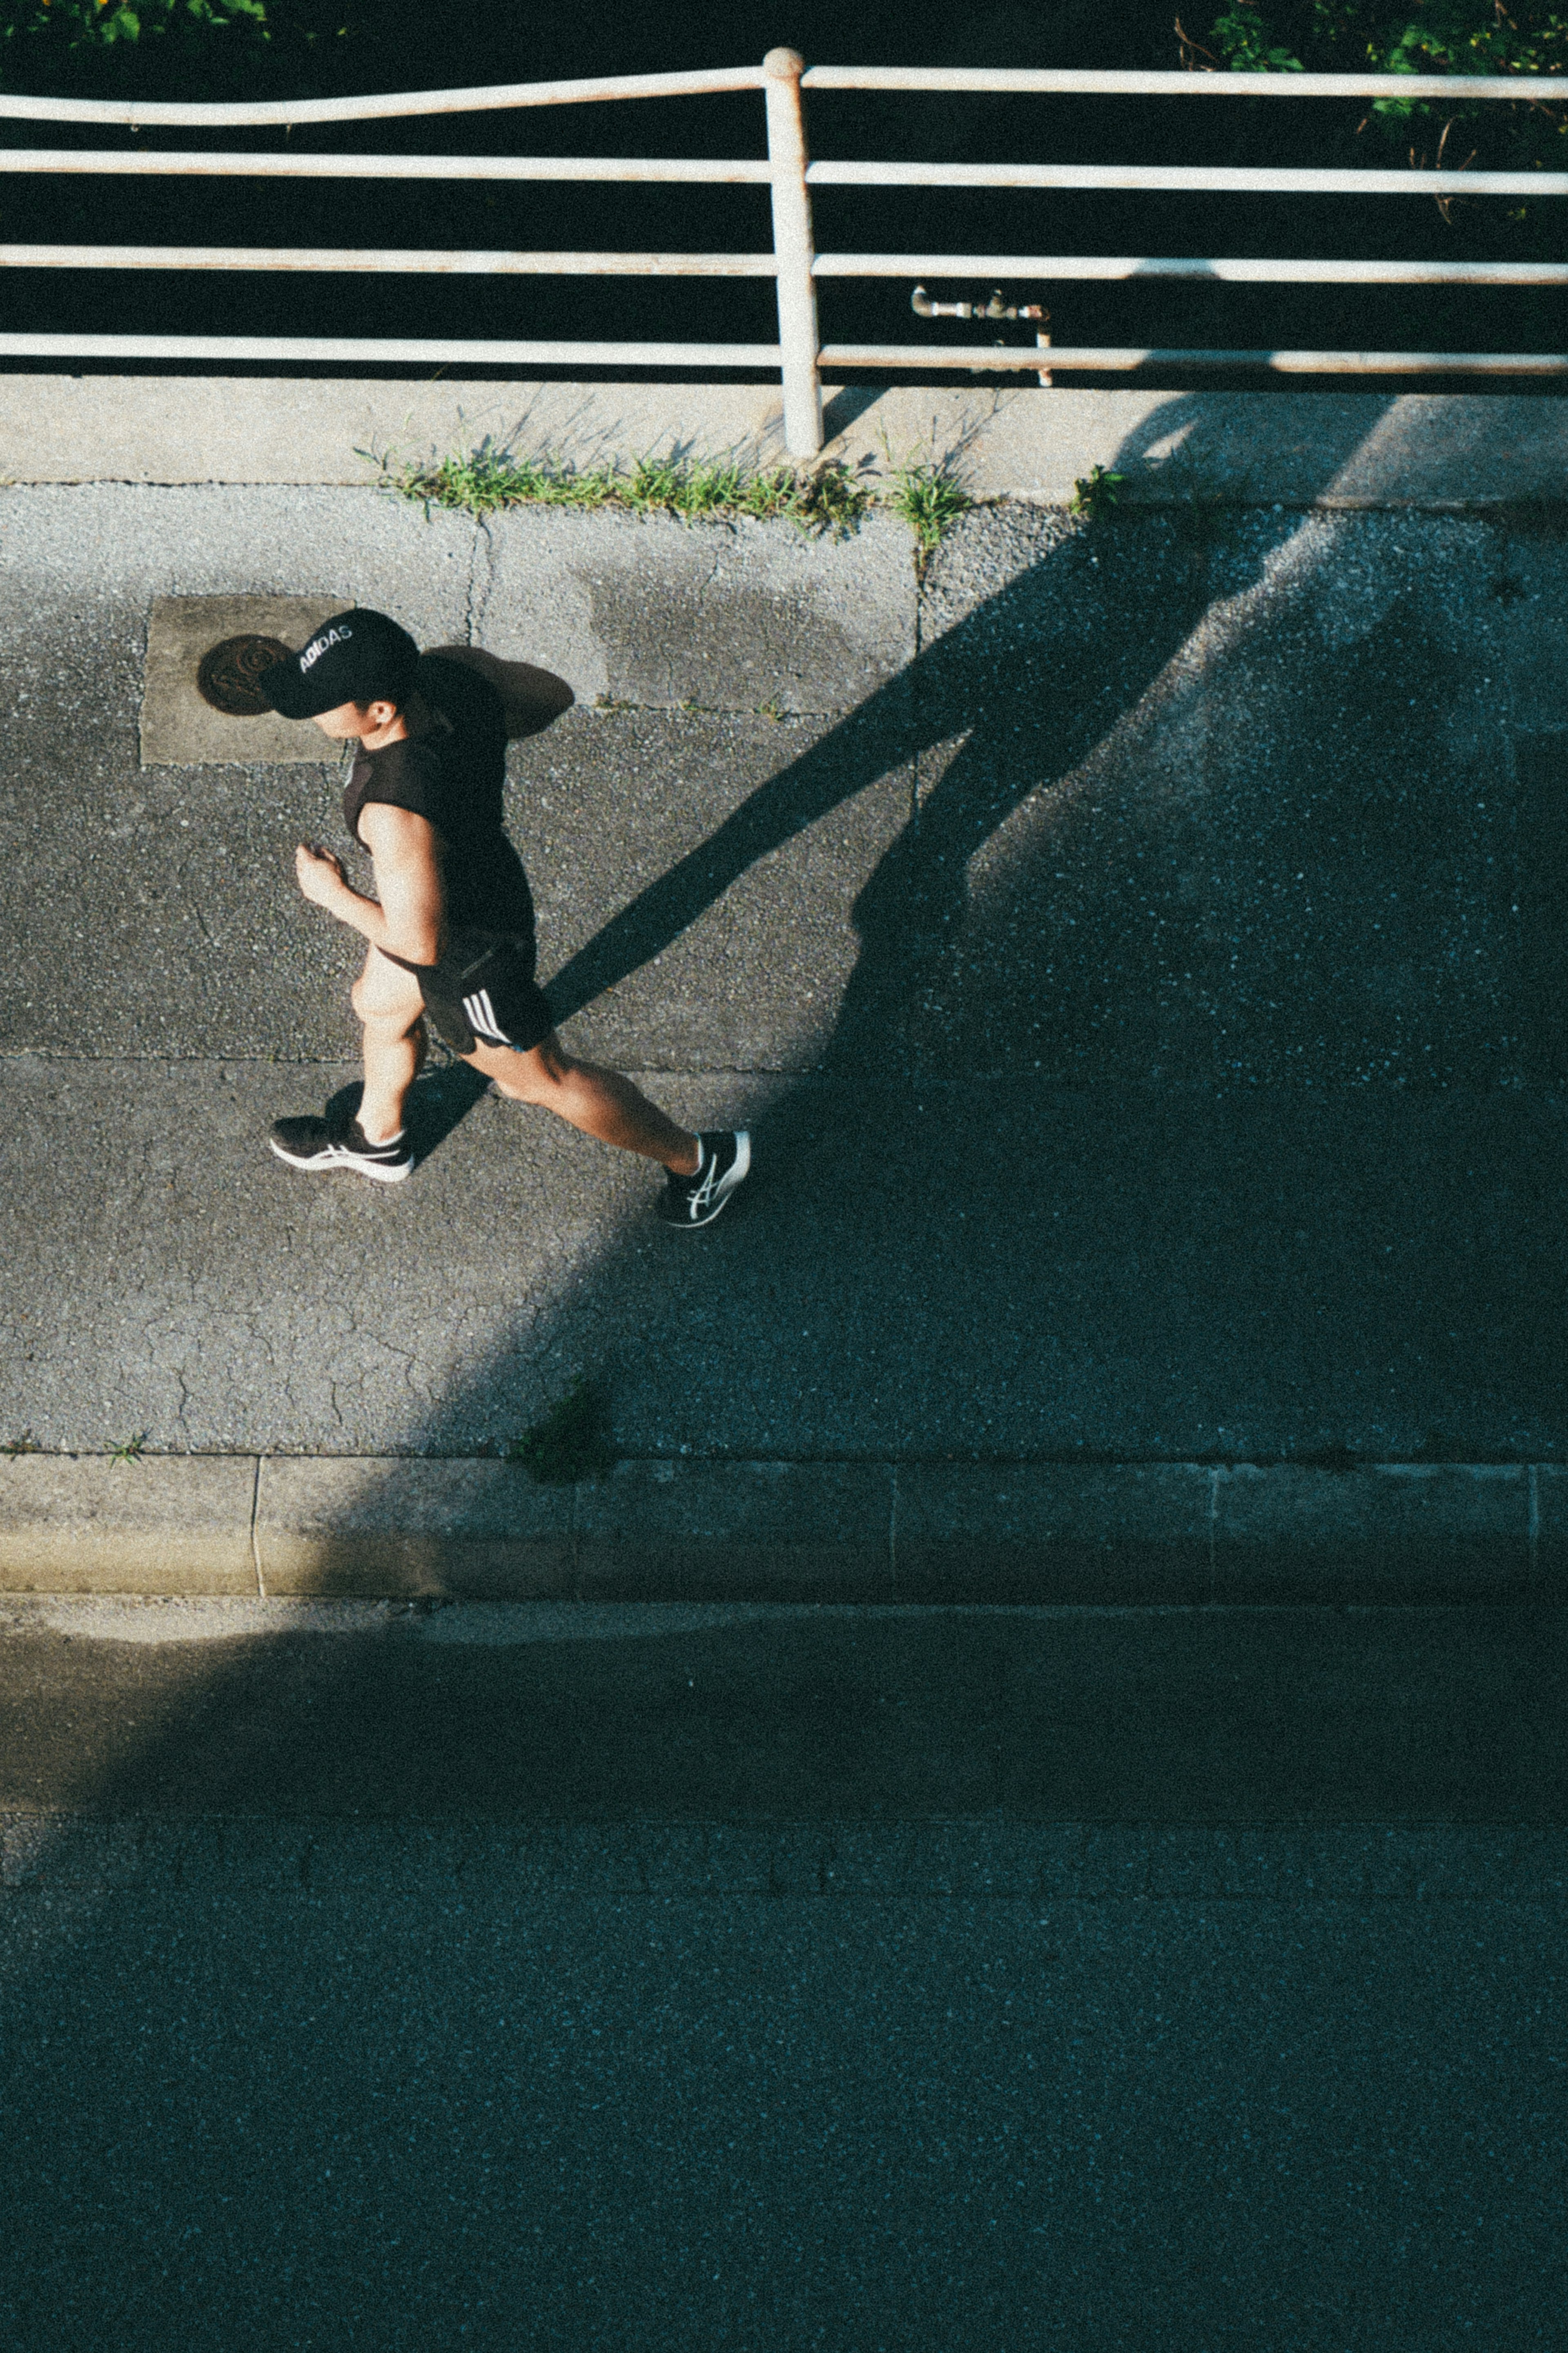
[2,151,1557,196]
[822,342,1568,372]
[0,332,1556,375]
[2,243,1556,285]
[0,244,780,276]
[0,151,773,183]
[802,65,1563,100]
[815,253,1568,282]
[808,160,1568,194]
[0,332,782,364]
[0,66,1556,125]
[0,66,766,129]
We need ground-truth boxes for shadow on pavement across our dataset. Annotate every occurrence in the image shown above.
[414,386,1568,1461]
[7,395,1568,2349]
[0,1600,1564,2349]
[3,1601,1567,1824]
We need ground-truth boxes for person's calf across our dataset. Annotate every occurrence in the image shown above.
[358,1016,423,1146]
[471,1042,698,1171]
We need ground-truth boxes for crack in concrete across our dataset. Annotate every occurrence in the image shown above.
[466,517,492,648]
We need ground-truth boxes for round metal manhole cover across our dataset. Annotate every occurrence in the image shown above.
[195,633,292,717]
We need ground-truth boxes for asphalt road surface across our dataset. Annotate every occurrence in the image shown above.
[0,1596,1561,2351]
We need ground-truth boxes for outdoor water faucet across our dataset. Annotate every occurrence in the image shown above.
[911,285,1047,322]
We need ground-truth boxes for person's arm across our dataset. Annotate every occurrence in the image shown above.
[294,802,444,966]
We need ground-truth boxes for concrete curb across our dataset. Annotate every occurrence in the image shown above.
[0,1456,1560,1604]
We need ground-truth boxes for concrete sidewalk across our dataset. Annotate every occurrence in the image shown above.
[2,388,1566,1594]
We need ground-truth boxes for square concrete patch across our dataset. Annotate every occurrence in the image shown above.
[140,595,346,766]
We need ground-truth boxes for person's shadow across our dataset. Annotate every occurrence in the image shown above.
[541,393,1385,1075]
[421,383,1568,1470]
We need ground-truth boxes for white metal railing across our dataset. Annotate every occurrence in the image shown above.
[1,48,1564,454]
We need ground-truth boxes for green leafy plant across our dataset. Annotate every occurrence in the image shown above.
[1205,2,1568,181]
[0,0,267,53]
[108,1430,149,1464]
[1069,465,1125,522]
[506,1378,614,1485]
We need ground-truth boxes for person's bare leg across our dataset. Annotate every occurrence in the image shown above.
[351,949,428,1145]
[467,1033,700,1173]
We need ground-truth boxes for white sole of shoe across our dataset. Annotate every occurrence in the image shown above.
[269,1139,413,1183]
[667,1129,751,1229]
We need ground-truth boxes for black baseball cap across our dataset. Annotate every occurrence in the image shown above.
[256,608,420,720]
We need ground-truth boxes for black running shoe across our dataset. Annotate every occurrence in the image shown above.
[658,1130,751,1229]
[269,1111,414,1184]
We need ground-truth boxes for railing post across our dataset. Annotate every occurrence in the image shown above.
[762,47,823,458]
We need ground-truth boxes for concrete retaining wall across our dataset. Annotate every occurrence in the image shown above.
[4,378,1568,508]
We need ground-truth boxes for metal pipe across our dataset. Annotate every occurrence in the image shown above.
[0,337,1550,381]
[802,66,1563,99]
[763,48,823,458]
[910,285,1044,319]
[0,151,773,183]
[0,63,1552,121]
[0,244,779,275]
[0,65,768,129]
[815,253,1568,282]
[2,245,1556,286]
[0,159,1555,198]
[0,332,782,364]
[808,161,1568,195]
[0,334,1550,374]
[820,343,1568,373]
[4,154,1553,196]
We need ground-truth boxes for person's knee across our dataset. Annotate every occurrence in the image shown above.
[358,1005,423,1047]
[352,978,421,1036]
[481,1040,577,1104]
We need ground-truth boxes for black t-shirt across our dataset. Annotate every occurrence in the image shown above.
[343,653,534,943]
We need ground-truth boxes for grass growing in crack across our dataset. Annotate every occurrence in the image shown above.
[2,1430,40,1456]
[108,1431,149,1465]
[881,457,972,565]
[369,435,981,564]
[366,441,875,539]
[507,1379,615,1485]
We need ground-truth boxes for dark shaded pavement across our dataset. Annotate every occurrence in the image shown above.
[0,1597,1564,2351]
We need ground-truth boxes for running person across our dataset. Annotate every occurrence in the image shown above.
[256,608,749,1228]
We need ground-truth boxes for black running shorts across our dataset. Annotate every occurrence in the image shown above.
[412,928,554,1058]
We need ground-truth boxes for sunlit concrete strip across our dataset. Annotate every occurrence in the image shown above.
[4,381,1568,507]
[0,1455,1553,1603]
[0,1456,258,1595]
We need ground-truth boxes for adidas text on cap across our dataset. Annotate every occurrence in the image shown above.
[256,608,420,720]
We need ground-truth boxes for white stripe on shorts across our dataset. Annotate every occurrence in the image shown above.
[462,988,510,1046]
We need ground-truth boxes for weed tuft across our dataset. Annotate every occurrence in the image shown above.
[367,441,874,540]
[507,1378,615,1485]
[2,1430,40,1456]
[880,455,972,570]
[1069,465,1125,524]
[108,1431,150,1465]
